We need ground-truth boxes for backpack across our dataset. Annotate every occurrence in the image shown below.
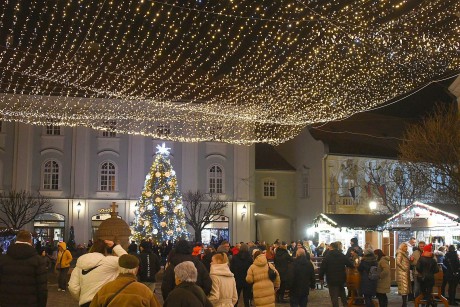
[368,265,380,281]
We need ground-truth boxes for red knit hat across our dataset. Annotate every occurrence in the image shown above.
[423,243,433,252]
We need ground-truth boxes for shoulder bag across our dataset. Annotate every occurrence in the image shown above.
[103,280,135,307]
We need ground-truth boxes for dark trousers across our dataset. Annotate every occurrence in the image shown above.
[448,278,459,302]
[289,294,309,307]
[420,279,435,301]
[363,294,374,307]
[235,284,252,307]
[58,267,69,290]
[329,285,348,307]
[376,292,388,307]
[279,278,287,299]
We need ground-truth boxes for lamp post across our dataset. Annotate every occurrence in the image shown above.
[77,201,82,219]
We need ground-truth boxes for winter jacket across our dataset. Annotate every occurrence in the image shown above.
[358,253,378,296]
[346,243,363,258]
[416,254,439,285]
[137,251,161,282]
[410,249,422,277]
[89,273,160,307]
[163,282,213,307]
[246,254,280,307]
[230,250,252,288]
[274,247,292,281]
[287,256,316,298]
[376,256,391,294]
[0,243,48,307]
[56,242,73,269]
[209,263,238,307]
[319,249,354,286]
[396,250,411,295]
[161,253,212,300]
[443,250,460,280]
[68,245,127,305]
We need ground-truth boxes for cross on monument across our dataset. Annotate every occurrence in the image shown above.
[110,202,118,213]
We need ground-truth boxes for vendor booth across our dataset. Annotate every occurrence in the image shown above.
[379,201,460,250]
[311,213,391,252]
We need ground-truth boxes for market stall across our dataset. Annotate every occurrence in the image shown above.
[311,213,391,251]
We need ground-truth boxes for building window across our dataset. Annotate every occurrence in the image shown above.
[46,122,61,135]
[43,160,60,190]
[156,124,171,136]
[263,178,276,198]
[100,161,117,191]
[301,170,310,198]
[209,165,223,194]
[102,120,117,137]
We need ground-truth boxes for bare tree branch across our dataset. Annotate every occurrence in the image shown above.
[399,103,460,204]
[183,190,227,241]
[0,190,53,229]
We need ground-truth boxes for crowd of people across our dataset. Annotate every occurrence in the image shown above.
[1,231,460,307]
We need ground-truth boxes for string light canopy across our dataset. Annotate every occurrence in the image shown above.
[0,0,458,145]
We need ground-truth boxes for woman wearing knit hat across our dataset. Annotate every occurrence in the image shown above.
[415,243,439,306]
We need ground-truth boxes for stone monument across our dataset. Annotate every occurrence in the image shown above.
[95,202,131,250]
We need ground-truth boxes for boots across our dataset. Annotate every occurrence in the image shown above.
[402,295,408,307]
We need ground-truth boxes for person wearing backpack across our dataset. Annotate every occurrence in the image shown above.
[137,240,161,293]
[358,248,378,307]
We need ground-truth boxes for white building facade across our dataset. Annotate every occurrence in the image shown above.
[0,121,256,245]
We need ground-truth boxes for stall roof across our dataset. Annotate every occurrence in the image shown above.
[313,213,391,230]
[379,201,460,230]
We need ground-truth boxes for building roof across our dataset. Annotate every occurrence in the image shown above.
[313,213,392,230]
[309,82,456,159]
[255,143,296,171]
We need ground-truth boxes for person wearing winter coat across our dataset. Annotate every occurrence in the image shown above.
[358,248,378,307]
[246,250,280,307]
[68,239,127,307]
[416,243,439,305]
[0,230,48,307]
[202,247,216,272]
[230,243,253,307]
[287,249,316,307]
[163,261,213,307]
[56,241,73,291]
[374,249,391,307]
[209,252,238,306]
[443,245,460,305]
[161,240,212,300]
[137,240,161,292]
[319,241,354,307]
[396,243,411,307]
[274,241,292,303]
[89,254,160,307]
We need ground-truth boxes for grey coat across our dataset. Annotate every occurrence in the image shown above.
[376,256,391,294]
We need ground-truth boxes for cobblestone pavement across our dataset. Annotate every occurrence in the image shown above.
[46,276,415,307]
[47,271,460,306]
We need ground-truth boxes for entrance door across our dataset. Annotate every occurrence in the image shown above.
[34,213,65,245]
[202,215,229,245]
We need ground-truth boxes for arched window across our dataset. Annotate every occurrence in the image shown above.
[209,164,224,194]
[43,160,60,190]
[99,161,117,191]
[263,178,276,198]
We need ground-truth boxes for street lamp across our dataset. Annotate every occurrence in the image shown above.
[369,201,377,210]
[77,202,82,219]
[241,205,247,219]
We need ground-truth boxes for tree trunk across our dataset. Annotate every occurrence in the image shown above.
[195,229,202,243]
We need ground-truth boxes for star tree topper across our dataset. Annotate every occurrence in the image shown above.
[156,143,171,156]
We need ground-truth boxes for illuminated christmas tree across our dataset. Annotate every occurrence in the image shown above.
[131,143,189,243]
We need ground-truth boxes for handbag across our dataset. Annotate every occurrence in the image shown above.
[267,264,277,282]
[56,252,64,269]
[104,280,135,307]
